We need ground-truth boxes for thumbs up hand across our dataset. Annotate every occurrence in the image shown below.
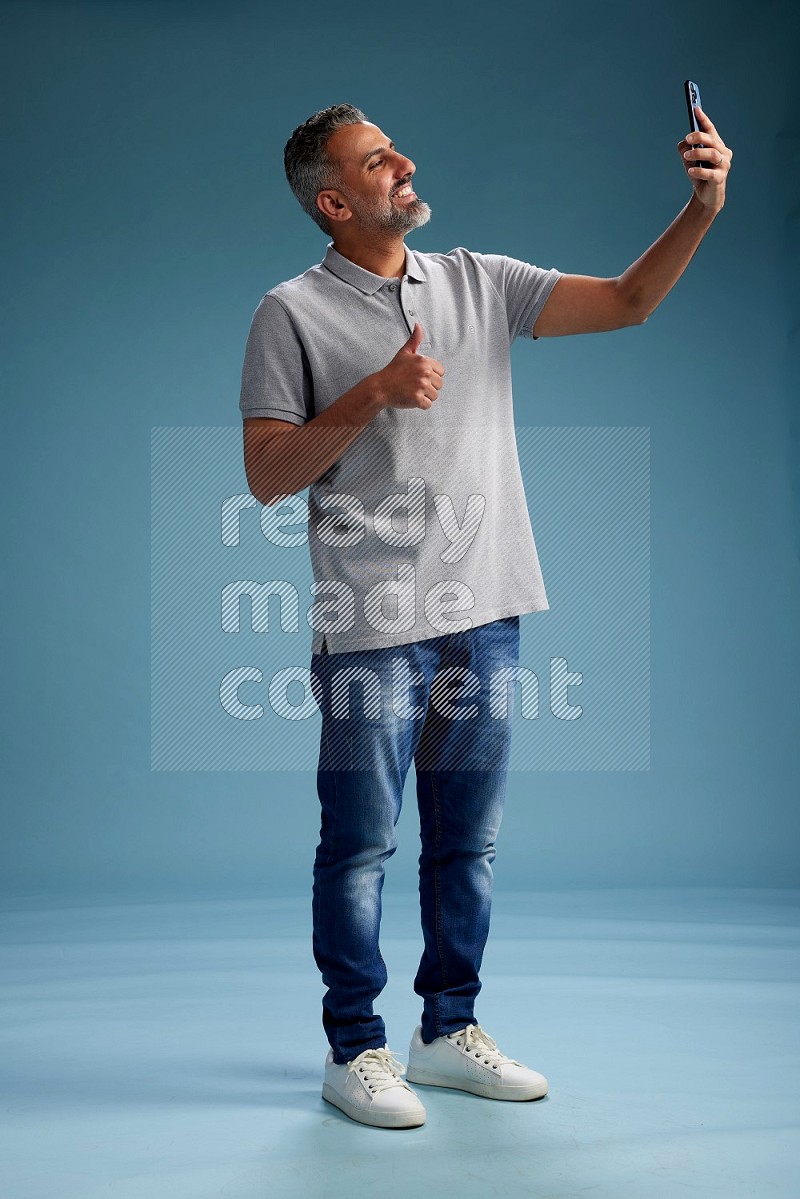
[400,322,425,355]
[373,322,445,411]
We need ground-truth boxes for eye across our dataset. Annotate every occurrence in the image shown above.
[369,159,384,169]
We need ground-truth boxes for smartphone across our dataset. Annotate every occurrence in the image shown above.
[684,80,713,168]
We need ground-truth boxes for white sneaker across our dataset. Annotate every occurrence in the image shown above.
[322,1044,427,1128]
[406,1023,548,1101]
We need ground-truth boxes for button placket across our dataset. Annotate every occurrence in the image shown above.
[399,279,418,335]
[402,286,414,315]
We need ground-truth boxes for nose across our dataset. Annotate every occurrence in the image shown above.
[392,149,415,179]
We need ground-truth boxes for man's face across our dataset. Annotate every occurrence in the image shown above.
[320,121,431,235]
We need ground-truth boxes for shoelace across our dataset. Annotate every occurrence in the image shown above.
[347,1046,413,1094]
[447,1023,524,1070]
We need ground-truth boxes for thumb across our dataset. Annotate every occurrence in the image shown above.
[400,321,424,354]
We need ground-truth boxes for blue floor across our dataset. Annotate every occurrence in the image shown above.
[1,887,798,1197]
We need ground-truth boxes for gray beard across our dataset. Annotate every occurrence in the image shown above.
[345,191,432,234]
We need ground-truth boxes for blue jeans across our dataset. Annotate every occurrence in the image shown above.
[310,616,520,1064]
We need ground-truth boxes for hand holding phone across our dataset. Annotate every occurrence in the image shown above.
[684,80,714,168]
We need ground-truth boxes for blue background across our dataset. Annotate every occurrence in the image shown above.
[3,0,798,902]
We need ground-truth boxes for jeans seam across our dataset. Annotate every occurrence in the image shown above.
[429,769,447,1036]
[321,719,339,865]
[319,669,343,1059]
[430,631,454,1039]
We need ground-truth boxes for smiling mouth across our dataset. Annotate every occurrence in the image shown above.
[392,184,417,201]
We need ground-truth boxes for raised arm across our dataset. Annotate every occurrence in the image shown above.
[532,104,732,338]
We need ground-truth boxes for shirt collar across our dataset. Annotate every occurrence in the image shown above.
[322,243,426,294]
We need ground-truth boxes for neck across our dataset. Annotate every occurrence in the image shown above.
[330,233,407,279]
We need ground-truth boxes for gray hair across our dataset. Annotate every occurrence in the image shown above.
[283,103,368,234]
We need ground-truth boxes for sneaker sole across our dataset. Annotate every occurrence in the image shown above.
[405,1064,548,1102]
[322,1083,426,1129]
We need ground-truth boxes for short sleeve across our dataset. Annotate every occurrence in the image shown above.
[470,252,563,342]
[239,293,314,423]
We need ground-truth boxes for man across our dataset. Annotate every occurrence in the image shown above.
[239,103,732,1129]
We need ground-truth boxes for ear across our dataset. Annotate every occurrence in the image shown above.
[316,189,351,224]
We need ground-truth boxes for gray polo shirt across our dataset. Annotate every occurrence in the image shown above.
[239,242,562,655]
